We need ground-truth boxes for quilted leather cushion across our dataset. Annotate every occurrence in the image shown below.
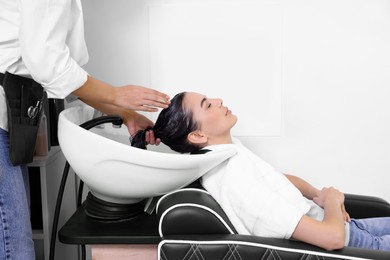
[159,242,344,260]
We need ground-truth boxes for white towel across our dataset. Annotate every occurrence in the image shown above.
[201,138,324,239]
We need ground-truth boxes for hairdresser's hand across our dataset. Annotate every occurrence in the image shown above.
[73,76,170,112]
[82,97,161,144]
[122,110,161,145]
[113,85,170,112]
[144,129,161,146]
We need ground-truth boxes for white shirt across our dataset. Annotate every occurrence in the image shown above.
[202,138,350,245]
[0,0,89,130]
[201,138,324,239]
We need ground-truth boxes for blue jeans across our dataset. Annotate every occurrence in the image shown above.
[0,128,35,259]
[348,217,390,251]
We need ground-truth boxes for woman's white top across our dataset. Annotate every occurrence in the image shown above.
[201,138,326,239]
[0,0,89,131]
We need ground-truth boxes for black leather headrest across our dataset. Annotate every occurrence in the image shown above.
[157,189,237,237]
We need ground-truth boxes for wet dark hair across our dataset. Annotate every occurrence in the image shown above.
[131,92,203,153]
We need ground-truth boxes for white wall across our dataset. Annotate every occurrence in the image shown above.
[81,0,390,202]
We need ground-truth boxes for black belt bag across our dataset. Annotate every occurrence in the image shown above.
[1,72,45,165]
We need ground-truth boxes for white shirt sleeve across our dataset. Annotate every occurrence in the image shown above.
[19,0,89,98]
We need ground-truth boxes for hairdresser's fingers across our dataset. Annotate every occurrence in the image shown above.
[145,130,161,146]
[135,98,171,112]
[138,105,159,112]
[150,130,161,146]
[145,130,150,144]
[115,85,170,111]
[143,94,171,108]
[123,111,154,136]
[143,89,170,105]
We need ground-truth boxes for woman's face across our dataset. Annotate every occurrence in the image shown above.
[183,92,237,145]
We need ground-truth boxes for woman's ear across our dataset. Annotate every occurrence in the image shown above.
[188,131,208,144]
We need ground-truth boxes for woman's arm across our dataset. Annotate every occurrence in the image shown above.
[284,174,320,200]
[285,174,351,223]
[292,187,346,251]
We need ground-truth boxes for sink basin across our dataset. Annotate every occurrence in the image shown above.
[58,105,236,204]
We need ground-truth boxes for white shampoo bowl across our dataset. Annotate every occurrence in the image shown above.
[58,105,236,204]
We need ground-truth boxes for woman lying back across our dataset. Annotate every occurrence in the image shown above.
[132,91,390,251]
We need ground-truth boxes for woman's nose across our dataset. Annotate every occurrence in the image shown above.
[212,98,223,107]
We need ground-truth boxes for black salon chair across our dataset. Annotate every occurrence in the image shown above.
[156,188,390,260]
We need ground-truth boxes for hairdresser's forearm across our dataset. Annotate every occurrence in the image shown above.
[72,76,116,106]
[284,174,320,200]
[81,98,123,118]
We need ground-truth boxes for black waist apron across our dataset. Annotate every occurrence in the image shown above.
[1,72,44,165]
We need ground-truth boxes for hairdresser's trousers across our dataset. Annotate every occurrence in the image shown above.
[0,128,35,259]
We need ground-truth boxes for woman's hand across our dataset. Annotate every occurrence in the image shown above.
[313,187,345,208]
[313,187,350,222]
[341,204,351,222]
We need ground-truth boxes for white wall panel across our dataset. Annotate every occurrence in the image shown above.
[148,4,283,136]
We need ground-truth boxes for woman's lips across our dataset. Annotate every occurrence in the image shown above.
[225,107,231,115]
